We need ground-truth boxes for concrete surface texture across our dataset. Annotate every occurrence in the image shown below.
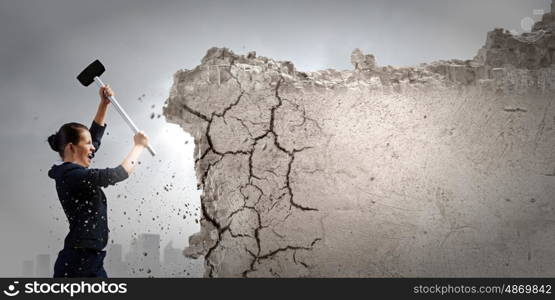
[163,3,555,277]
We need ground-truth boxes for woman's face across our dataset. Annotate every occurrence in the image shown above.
[69,130,95,167]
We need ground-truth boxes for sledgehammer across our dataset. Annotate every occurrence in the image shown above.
[77,59,156,156]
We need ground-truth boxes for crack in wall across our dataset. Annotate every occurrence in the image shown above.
[173,58,324,276]
[164,6,555,276]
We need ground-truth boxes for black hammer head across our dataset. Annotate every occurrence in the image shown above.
[77,60,105,86]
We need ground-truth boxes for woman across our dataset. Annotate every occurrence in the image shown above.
[47,86,149,277]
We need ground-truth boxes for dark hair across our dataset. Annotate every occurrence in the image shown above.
[47,122,89,158]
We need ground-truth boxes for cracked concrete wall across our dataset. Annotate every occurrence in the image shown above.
[163,5,555,277]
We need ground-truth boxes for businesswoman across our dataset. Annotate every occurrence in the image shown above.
[47,86,149,277]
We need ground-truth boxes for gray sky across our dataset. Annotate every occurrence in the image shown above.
[0,0,549,277]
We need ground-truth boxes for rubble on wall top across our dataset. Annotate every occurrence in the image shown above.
[191,2,555,91]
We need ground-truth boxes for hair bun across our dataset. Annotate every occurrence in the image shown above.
[47,133,59,152]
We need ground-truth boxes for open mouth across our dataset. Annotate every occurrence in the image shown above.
[87,153,94,162]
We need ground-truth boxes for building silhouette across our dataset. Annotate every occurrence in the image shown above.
[162,241,188,277]
[106,243,127,277]
[140,234,161,277]
[22,260,34,277]
[35,254,51,277]
[125,234,160,277]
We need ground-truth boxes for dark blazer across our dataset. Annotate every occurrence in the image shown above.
[48,121,128,250]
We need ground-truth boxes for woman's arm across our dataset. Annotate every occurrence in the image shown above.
[65,132,149,187]
[120,131,150,175]
[94,85,113,126]
[66,166,129,188]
